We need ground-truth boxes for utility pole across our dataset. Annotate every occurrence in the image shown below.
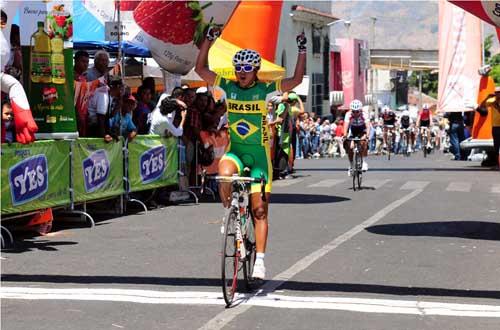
[370,16,377,114]
[419,71,423,111]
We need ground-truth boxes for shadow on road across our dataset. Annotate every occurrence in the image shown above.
[271,193,350,204]
[366,221,500,241]
[199,193,350,205]
[1,240,78,254]
[297,167,492,172]
[2,274,499,300]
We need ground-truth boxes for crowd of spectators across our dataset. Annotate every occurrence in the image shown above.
[73,50,229,185]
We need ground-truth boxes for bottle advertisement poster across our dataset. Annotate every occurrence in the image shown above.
[20,1,77,138]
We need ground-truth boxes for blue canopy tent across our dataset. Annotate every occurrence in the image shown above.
[73,0,151,57]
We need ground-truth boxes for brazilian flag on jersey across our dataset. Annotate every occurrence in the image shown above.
[214,76,281,146]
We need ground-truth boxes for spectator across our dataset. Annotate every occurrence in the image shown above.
[149,94,187,137]
[74,50,89,82]
[319,119,332,157]
[141,77,157,108]
[133,85,152,134]
[74,50,89,136]
[1,100,15,143]
[87,75,123,142]
[86,50,110,82]
[333,118,346,158]
[445,111,466,160]
[109,94,137,141]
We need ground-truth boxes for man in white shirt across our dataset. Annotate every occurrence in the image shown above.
[149,93,187,137]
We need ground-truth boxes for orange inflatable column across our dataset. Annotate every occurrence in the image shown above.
[221,1,283,62]
[472,75,495,140]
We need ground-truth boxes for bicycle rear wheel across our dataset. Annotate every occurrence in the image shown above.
[387,138,391,160]
[242,215,256,291]
[221,210,239,306]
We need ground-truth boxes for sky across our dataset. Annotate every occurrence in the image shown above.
[329,1,499,52]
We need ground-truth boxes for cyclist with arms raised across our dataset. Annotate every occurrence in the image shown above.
[195,27,306,280]
[344,100,370,175]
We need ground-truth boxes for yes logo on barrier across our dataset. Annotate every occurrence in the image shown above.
[9,155,49,206]
[83,150,110,193]
[140,145,166,184]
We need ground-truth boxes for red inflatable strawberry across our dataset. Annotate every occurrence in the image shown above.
[116,0,141,11]
[134,1,211,45]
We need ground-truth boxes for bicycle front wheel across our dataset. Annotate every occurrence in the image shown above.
[221,209,239,307]
[357,156,363,190]
[352,151,359,191]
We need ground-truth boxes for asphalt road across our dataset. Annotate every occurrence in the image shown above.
[2,152,500,330]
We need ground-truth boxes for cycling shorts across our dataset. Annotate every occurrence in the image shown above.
[384,120,396,126]
[420,119,430,127]
[220,142,272,194]
[401,123,411,130]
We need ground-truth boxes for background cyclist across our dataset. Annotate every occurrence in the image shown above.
[344,99,370,176]
[399,108,414,153]
[195,26,306,280]
[416,103,433,149]
[381,105,397,151]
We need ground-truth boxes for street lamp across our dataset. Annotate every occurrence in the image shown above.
[327,19,351,28]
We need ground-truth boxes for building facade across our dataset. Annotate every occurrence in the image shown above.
[274,2,336,116]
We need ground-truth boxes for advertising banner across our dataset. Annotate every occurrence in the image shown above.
[437,0,481,113]
[127,136,178,192]
[20,1,78,138]
[1,140,70,215]
[73,138,124,203]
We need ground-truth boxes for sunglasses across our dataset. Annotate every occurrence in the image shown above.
[234,65,255,73]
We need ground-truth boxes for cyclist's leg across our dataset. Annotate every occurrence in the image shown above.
[248,146,272,254]
[218,152,243,208]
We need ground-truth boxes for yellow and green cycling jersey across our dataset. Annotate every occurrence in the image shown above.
[214,75,281,193]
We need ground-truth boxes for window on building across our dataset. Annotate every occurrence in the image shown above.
[312,27,321,55]
[281,50,287,68]
[312,73,324,115]
[323,36,330,100]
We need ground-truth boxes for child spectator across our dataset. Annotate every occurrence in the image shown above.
[109,94,137,141]
[1,101,15,143]
[133,85,152,134]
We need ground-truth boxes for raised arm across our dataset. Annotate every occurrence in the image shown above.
[281,33,307,92]
[195,27,220,86]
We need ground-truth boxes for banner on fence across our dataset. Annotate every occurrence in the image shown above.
[1,140,71,214]
[73,138,124,203]
[127,136,178,192]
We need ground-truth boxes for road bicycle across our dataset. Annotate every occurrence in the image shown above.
[420,126,431,158]
[348,137,365,191]
[208,171,266,307]
[385,125,395,160]
[400,128,412,157]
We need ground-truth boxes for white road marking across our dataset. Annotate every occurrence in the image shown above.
[307,179,345,188]
[446,182,472,192]
[491,185,500,194]
[362,179,391,189]
[200,188,425,330]
[400,181,430,190]
[273,179,304,187]
[3,287,500,318]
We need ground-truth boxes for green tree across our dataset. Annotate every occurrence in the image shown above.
[484,34,500,85]
[408,71,439,99]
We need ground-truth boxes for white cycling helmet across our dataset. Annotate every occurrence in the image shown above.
[402,110,410,117]
[382,105,391,113]
[422,103,430,110]
[232,49,261,68]
[350,99,363,111]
